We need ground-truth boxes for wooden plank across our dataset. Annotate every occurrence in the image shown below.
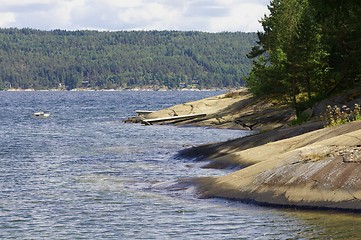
[141,113,206,125]
[135,110,155,116]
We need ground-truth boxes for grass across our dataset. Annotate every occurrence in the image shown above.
[290,111,311,126]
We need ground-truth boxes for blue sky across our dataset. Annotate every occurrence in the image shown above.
[0,0,270,32]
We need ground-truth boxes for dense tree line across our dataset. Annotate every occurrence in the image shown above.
[247,0,361,115]
[0,28,257,90]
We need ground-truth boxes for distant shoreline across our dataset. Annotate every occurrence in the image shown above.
[3,88,231,92]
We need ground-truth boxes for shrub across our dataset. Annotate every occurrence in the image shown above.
[323,104,361,127]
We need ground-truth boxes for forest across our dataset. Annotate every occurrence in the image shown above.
[246,0,361,115]
[0,29,257,90]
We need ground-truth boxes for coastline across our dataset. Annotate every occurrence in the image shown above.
[125,88,296,131]
[185,121,361,211]
[132,88,361,211]
[3,87,230,92]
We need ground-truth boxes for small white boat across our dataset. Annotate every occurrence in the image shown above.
[33,111,50,118]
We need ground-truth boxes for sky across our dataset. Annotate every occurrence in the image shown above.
[0,0,270,32]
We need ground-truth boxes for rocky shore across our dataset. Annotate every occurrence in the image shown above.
[126,88,296,131]
[187,121,361,211]
[128,88,361,211]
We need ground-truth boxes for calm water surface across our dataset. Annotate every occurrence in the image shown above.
[1,91,361,239]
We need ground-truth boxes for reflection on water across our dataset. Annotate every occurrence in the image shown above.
[284,209,361,239]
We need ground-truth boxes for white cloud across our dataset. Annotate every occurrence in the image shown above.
[0,0,51,7]
[118,2,177,28]
[0,0,269,32]
[208,2,267,32]
[97,0,143,8]
[0,12,16,27]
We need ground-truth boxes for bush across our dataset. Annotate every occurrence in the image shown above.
[323,104,361,127]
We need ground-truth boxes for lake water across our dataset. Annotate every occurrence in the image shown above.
[1,90,361,239]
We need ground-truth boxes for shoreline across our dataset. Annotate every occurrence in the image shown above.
[135,89,361,211]
[176,121,325,168]
[125,88,296,131]
[179,121,361,211]
[2,88,230,92]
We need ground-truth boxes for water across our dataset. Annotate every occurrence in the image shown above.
[1,91,361,239]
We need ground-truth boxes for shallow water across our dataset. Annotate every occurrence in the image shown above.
[1,91,361,239]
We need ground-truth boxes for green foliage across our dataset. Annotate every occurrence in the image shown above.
[309,0,361,87]
[323,104,361,127]
[289,111,311,126]
[0,28,257,90]
[246,0,361,116]
[246,0,312,112]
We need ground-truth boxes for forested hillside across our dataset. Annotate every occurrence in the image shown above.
[0,28,257,90]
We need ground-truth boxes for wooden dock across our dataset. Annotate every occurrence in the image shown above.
[141,113,206,125]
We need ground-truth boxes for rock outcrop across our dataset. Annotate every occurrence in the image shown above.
[138,88,361,210]
[126,88,296,131]
[191,121,361,210]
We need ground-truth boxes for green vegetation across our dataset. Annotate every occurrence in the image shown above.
[323,104,361,127]
[0,28,257,90]
[246,0,361,116]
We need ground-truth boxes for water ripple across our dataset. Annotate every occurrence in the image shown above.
[1,91,361,239]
